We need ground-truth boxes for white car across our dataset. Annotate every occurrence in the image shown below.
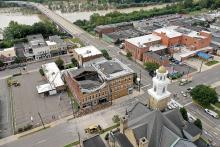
[182,93,187,97]
[181,91,184,94]
[204,109,219,118]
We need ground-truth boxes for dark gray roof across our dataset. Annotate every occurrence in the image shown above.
[164,109,186,130]
[183,123,202,137]
[160,126,180,147]
[99,61,123,75]
[114,132,133,147]
[127,102,151,121]
[78,80,103,90]
[174,139,197,147]
[83,135,106,147]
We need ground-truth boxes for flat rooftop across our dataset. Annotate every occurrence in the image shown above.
[125,34,161,48]
[93,58,134,80]
[42,62,64,88]
[74,46,102,58]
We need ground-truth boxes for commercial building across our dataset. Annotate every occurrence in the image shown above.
[0,47,16,64]
[153,26,212,51]
[24,34,51,60]
[108,102,202,147]
[72,46,103,66]
[124,26,212,63]
[46,35,67,56]
[125,34,162,61]
[143,52,169,66]
[36,62,65,96]
[63,58,134,109]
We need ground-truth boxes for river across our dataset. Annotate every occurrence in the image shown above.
[0,7,41,29]
[0,3,168,30]
[57,3,168,22]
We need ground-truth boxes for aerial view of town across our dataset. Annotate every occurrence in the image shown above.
[0,0,220,147]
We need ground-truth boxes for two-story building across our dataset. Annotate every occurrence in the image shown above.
[63,58,134,109]
[24,34,51,60]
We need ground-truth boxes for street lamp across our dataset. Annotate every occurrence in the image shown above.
[137,77,140,92]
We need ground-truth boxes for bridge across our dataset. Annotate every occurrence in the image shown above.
[4,1,85,37]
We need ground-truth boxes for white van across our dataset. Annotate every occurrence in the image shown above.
[204,109,219,118]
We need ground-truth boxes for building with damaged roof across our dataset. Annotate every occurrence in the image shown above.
[63,58,134,109]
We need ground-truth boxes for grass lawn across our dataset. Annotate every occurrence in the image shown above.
[205,60,219,66]
[70,38,85,47]
[64,63,75,69]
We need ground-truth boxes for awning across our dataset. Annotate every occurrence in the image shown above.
[196,51,212,60]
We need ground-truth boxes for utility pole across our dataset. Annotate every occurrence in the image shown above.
[139,70,141,92]
[38,112,45,129]
[199,60,204,73]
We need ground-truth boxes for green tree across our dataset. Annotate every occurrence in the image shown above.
[180,107,188,121]
[13,57,22,64]
[194,118,202,130]
[144,62,160,72]
[126,52,132,59]
[0,60,4,67]
[101,49,112,60]
[190,85,218,106]
[39,68,45,76]
[71,58,78,67]
[55,57,64,70]
[112,115,120,123]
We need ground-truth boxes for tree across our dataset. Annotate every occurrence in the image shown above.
[55,57,64,70]
[71,58,78,67]
[101,49,112,60]
[112,115,120,123]
[194,118,202,130]
[190,85,218,106]
[180,107,188,121]
[0,60,4,67]
[144,62,160,72]
[39,68,45,76]
[13,57,22,64]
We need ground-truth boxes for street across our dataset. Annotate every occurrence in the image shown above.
[1,1,220,146]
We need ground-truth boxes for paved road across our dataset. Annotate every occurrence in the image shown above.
[2,1,220,146]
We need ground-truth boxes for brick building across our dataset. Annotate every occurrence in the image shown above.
[124,34,161,61]
[63,58,134,109]
[153,26,211,51]
[143,52,169,66]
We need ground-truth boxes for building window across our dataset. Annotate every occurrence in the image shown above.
[162,87,165,93]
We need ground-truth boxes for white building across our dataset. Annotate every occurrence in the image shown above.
[36,62,65,96]
[24,34,51,60]
[0,47,16,64]
[148,66,171,110]
[72,45,103,66]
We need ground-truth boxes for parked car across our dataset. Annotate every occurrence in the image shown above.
[149,70,156,77]
[0,66,6,71]
[186,87,193,92]
[204,109,219,118]
[8,64,20,69]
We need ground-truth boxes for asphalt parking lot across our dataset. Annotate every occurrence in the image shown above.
[11,72,73,132]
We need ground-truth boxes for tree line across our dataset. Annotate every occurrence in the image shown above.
[74,0,220,33]
[0,21,64,49]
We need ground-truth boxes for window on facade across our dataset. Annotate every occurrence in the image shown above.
[162,87,165,93]
[154,86,156,92]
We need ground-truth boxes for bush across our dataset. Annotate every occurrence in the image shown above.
[126,52,132,59]
[104,133,109,140]
[39,68,45,76]
[194,118,202,130]
[18,128,24,133]
[144,62,160,72]
[71,58,78,67]
[23,124,33,131]
[112,115,120,123]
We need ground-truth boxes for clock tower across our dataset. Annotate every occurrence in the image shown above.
[148,66,171,110]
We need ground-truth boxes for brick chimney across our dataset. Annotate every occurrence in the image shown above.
[139,137,149,147]
[120,116,128,134]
